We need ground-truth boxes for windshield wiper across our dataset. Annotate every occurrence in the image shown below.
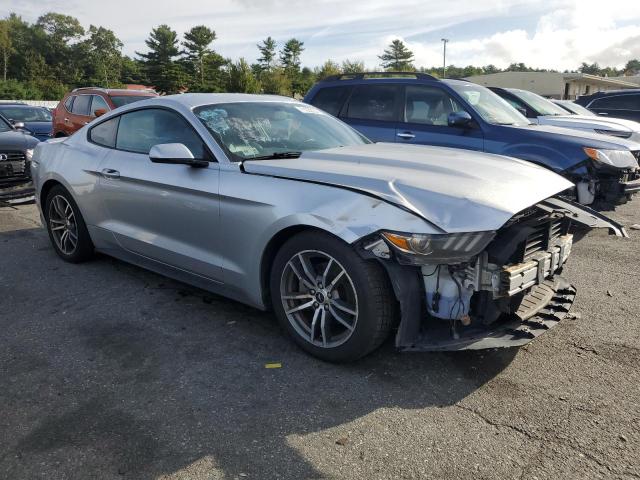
[248,151,302,160]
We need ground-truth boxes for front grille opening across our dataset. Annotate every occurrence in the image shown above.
[0,151,28,180]
[523,217,569,260]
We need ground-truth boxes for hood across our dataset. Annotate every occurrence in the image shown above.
[515,123,640,151]
[21,121,52,135]
[0,130,39,150]
[242,143,573,233]
[537,115,638,134]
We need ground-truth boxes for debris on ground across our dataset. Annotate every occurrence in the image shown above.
[606,290,614,297]
[336,437,349,446]
[265,363,282,369]
[630,224,640,230]
[566,312,582,320]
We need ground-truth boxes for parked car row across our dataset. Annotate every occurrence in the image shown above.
[31,90,629,362]
[304,73,640,206]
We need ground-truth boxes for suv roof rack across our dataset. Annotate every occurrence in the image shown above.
[321,71,438,82]
[71,86,108,93]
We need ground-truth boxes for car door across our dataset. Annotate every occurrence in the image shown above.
[339,84,401,142]
[90,94,111,118]
[395,85,484,150]
[96,107,223,282]
[589,94,640,122]
[69,94,93,133]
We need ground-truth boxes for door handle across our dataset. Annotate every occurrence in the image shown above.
[397,132,415,139]
[64,118,69,122]
[101,168,120,179]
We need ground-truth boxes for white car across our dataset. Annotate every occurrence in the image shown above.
[490,87,640,143]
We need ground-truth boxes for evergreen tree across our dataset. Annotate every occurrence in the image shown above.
[315,60,341,80]
[280,38,304,73]
[226,58,260,93]
[137,24,185,94]
[0,20,12,81]
[257,36,277,70]
[378,39,414,71]
[183,25,219,88]
[341,59,365,74]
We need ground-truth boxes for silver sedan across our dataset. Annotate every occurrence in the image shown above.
[30,94,625,362]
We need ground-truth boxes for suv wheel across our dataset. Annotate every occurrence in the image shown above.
[270,231,396,362]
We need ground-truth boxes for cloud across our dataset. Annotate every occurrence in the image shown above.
[3,0,640,69]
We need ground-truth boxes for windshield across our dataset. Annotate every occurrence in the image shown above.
[0,106,52,122]
[110,95,154,108]
[510,90,569,116]
[445,82,530,126]
[0,115,12,132]
[557,101,595,116]
[194,102,370,161]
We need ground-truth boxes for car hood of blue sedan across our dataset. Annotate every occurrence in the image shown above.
[242,143,573,233]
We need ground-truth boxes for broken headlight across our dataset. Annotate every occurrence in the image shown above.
[583,147,638,169]
[382,231,495,264]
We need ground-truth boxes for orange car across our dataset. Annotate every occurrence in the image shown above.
[52,87,158,137]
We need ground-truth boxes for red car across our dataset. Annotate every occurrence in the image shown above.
[53,87,158,137]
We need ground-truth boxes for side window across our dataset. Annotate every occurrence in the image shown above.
[71,95,91,115]
[309,86,350,116]
[116,108,207,158]
[89,117,119,148]
[91,95,110,115]
[64,96,75,112]
[403,85,466,126]
[590,95,637,110]
[345,85,399,122]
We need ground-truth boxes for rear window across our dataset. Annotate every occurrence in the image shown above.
[64,96,75,112]
[110,95,154,108]
[309,86,350,117]
[345,85,399,122]
[71,95,91,115]
[590,94,640,110]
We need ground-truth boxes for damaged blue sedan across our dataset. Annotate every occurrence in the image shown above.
[31,94,626,362]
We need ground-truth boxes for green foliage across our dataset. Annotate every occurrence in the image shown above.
[379,39,414,71]
[315,60,341,80]
[137,24,185,94]
[226,58,261,93]
[257,37,277,71]
[183,25,224,91]
[342,59,365,74]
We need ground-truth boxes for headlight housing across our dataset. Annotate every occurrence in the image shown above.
[584,147,638,169]
[382,231,495,264]
[25,149,34,161]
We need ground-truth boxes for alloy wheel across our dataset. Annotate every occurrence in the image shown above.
[280,250,359,348]
[48,194,78,255]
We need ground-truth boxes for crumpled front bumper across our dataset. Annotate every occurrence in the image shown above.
[400,276,576,351]
[0,181,35,204]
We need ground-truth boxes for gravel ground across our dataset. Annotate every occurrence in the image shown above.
[0,201,639,480]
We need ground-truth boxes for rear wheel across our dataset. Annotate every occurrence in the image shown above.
[44,185,94,263]
[270,231,396,362]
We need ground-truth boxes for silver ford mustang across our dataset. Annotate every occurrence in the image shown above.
[31,94,626,362]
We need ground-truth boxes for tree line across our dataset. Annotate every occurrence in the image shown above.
[0,12,639,100]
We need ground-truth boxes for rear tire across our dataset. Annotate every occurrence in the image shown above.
[270,230,396,362]
[44,185,94,263]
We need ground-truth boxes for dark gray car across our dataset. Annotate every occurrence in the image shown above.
[0,114,39,203]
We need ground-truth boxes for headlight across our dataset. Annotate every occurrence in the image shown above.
[382,231,495,264]
[584,147,638,169]
[25,149,34,161]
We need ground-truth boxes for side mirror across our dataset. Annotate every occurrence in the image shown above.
[94,108,107,117]
[448,111,473,128]
[12,120,25,129]
[149,143,208,168]
[516,106,528,117]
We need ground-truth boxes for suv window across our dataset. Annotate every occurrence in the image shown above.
[590,94,640,110]
[89,117,119,148]
[64,96,75,112]
[115,108,207,158]
[91,95,110,114]
[71,95,91,116]
[345,85,399,122]
[404,85,466,126]
[309,86,350,116]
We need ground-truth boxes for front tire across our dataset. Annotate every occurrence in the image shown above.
[270,231,396,362]
[44,185,94,263]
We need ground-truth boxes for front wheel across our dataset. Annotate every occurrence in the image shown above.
[270,231,396,362]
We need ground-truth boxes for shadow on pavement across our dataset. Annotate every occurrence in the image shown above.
[1,227,518,479]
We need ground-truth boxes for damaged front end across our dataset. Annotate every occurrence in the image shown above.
[359,197,627,351]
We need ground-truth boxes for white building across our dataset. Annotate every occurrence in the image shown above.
[463,72,638,99]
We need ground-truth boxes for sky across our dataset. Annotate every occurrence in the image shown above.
[4,0,640,71]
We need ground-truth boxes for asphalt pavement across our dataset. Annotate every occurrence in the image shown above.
[1,201,639,479]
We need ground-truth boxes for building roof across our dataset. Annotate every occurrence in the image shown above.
[464,71,638,88]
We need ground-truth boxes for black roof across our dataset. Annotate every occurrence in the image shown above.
[320,71,438,82]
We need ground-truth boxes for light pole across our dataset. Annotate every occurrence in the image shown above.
[441,38,449,79]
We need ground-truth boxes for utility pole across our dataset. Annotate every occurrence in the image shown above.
[441,38,449,79]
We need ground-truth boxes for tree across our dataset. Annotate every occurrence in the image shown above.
[280,38,304,73]
[341,59,365,74]
[378,39,414,71]
[35,13,85,84]
[226,58,260,93]
[623,59,640,75]
[137,24,185,94]
[260,67,290,95]
[578,62,601,75]
[257,36,277,71]
[84,25,123,87]
[0,20,13,81]
[315,60,340,80]
[183,25,217,88]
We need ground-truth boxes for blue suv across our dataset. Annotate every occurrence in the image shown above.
[304,72,640,206]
